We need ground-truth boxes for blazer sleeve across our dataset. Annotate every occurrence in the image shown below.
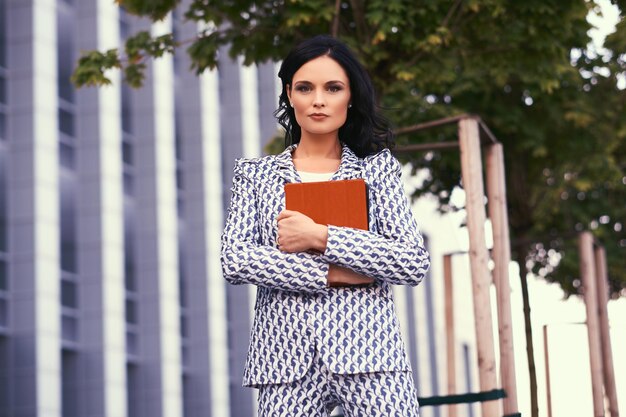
[221,159,330,293]
[320,149,430,286]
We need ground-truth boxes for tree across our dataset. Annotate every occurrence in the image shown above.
[74,0,626,294]
[74,1,626,416]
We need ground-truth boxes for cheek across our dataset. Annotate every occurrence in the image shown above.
[338,99,350,122]
[292,106,305,126]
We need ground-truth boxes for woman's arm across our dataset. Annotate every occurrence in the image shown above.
[320,150,430,286]
[276,210,374,286]
[220,159,329,293]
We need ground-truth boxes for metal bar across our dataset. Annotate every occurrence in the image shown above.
[394,141,459,153]
[394,114,476,135]
[478,120,499,144]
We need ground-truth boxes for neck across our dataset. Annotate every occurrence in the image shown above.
[294,134,341,159]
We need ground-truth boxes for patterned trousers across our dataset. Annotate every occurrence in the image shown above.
[257,352,420,417]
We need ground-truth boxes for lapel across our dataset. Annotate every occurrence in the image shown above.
[273,143,364,184]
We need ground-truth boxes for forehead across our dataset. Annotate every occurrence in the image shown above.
[292,55,349,83]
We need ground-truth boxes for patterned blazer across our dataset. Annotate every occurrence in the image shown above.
[221,144,430,387]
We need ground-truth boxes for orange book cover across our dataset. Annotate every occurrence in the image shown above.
[284,178,368,230]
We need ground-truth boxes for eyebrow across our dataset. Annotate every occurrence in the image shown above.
[293,80,347,86]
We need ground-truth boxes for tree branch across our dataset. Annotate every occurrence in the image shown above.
[441,0,464,28]
[332,0,341,37]
[405,0,464,68]
[349,0,369,44]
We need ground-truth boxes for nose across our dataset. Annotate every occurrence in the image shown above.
[313,91,325,108]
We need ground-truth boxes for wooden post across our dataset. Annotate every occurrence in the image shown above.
[543,325,553,417]
[594,245,620,417]
[443,254,457,417]
[458,117,500,417]
[485,143,519,415]
[578,231,605,417]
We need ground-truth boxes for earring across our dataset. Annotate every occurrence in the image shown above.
[289,102,294,107]
[348,104,352,108]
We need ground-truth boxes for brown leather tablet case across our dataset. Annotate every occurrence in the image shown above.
[284,178,369,230]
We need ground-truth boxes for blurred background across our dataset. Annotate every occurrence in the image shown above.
[0,1,624,417]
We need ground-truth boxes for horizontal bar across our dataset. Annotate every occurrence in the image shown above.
[394,113,476,135]
[393,141,459,153]
[419,389,507,406]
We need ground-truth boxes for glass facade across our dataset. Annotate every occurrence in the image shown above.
[0,0,8,336]
[0,3,8,412]
[173,17,190,409]
[174,104,188,371]
[0,0,5,70]
[120,9,141,417]
[57,10,79,406]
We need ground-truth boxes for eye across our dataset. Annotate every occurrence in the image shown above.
[327,85,343,93]
[295,84,311,93]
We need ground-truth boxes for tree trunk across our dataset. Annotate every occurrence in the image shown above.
[515,248,539,417]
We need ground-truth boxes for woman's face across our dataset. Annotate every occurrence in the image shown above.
[287,55,351,139]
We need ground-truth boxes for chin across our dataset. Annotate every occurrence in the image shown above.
[303,124,345,136]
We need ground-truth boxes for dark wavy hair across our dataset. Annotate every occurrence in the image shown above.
[275,35,394,158]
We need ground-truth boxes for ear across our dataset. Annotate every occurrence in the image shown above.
[286,84,292,103]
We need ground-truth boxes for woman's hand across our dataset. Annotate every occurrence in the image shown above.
[327,264,374,287]
[276,210,328,253]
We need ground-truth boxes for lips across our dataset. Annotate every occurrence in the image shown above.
[309,113,329,120]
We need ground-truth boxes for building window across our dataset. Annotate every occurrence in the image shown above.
[56,2,75,105]
[178,230,189,369]
[62,350,79,417]
[0,297,7,330]
[0,0,6,69]
[126,363,139,417]
[121,85,133,135]
[0,75,5,104]
[0,104,7,333]
[0,260,6,291]
[125,298,138,325]
[122,140,133,165]
[0,145,7,251]
[60,173,78,273]
[59,141,75,170]
[61,279,78,309]
[124,200,139,357]
[0,112,5,142]
[119,8,131,41]
[0,259,6,334]
[126,329,138,356]
[61,313,78,344]
[58,107,75,137]
[0,71,6,142]
[61,272,79,346]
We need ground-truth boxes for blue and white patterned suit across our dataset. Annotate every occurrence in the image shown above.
[221,144,430,414]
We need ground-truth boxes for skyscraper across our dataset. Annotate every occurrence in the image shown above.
[0,0,279,415]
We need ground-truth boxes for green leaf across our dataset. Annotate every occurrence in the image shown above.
[116,0,179,21]
[124,62,146,88]
[71,49,121,87]
[187,32,222,74]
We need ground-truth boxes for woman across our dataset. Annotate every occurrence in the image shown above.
[221,35,430,417]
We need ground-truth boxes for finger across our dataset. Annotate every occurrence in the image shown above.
[277,209,299,221]
[276,211,288,222]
